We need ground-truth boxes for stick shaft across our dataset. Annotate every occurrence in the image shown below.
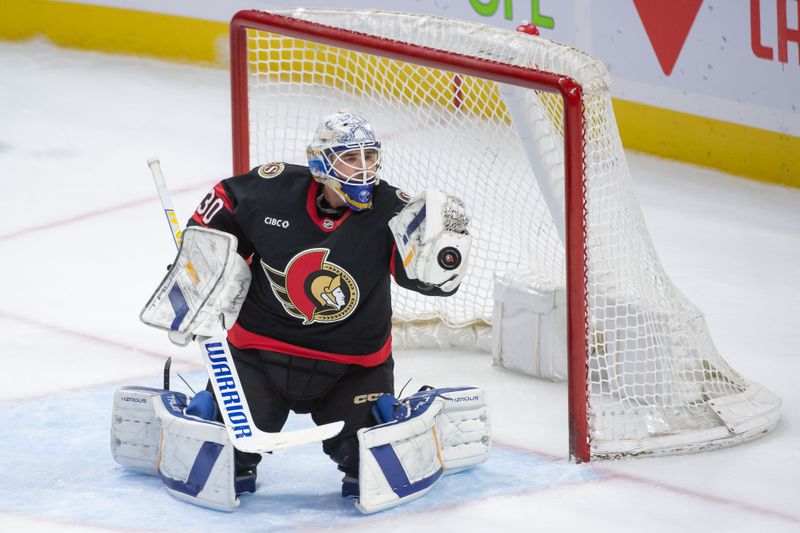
[148,157,183,250]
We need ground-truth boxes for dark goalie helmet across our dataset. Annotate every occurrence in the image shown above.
[307,111,382,211]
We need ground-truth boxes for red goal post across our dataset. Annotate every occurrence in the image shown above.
[228,9,780,462]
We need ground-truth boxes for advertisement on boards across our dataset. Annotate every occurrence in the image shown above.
[592,0,798,136]
[59,0,797,137]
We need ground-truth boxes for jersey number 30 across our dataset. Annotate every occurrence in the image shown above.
[197,191,224,225]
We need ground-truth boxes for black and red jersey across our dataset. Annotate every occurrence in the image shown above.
[187,163,454,367]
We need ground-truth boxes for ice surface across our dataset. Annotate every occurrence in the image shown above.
[0,40,798,532]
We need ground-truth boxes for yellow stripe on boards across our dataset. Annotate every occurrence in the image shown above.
[0,0,229,66]
[613,99,800,189]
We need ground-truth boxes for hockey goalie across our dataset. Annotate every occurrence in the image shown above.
[111,111,491,512]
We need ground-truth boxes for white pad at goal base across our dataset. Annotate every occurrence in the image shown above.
[492,271,567,381]
[140,227,251,340]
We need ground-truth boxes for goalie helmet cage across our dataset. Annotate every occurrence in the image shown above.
[229,9,780,462]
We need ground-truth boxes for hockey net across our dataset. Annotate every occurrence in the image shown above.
[229,9,780,461]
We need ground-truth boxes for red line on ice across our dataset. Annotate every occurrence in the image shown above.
[0,182,210,242]
[0,310,168,361]
[488,440,800,526]
[0,310,203,401]
[302,440,799,529]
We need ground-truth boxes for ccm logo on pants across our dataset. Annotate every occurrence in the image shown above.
[353,393,382,404]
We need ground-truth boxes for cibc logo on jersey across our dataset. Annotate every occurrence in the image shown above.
[261,248,359,325]
[264,216,290,229]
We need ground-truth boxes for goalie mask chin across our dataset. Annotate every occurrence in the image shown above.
[307,111,382,212]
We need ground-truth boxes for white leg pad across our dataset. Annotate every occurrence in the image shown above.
[354,386,491,513]
[356,398,445,514]
[436,387,491,472]
[110,386,166,474]
[152,391,243,512]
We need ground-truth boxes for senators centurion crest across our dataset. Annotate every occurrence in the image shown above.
[261,249,359,325]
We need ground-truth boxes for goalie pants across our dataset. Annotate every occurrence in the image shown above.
[206,342,395,477]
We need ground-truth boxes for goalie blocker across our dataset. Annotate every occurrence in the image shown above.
[139,226,251,346]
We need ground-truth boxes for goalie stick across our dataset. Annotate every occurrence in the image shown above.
[147,157,184,249]
[146,157,344,453]
[163,356,171,390]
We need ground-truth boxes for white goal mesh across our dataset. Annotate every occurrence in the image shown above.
[231,9,780,460]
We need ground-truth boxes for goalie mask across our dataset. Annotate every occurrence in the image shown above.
[307,111,382,211]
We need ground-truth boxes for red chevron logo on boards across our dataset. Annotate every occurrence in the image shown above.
[633,0,704,75]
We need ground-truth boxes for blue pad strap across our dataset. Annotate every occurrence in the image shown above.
[186,390,218,421]
[372,394,399,424]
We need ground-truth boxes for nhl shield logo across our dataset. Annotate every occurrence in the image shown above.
[261,248,359,324]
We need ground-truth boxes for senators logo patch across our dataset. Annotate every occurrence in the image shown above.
[258,162,285,179]
[261,249,359,324]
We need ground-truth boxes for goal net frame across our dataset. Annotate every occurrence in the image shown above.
[227,8,780,463]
